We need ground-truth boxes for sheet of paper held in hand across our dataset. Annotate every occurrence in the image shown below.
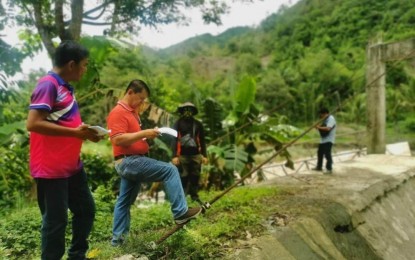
[88,126,177,138]
[88,126,111,136]
[158,127,178,137]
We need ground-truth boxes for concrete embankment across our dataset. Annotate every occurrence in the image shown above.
[232,154,415,260]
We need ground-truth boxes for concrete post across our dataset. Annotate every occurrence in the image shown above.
[366,41,386,154]
[366,38,415,154]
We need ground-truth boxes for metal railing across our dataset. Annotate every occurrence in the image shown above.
[244,147,367,184]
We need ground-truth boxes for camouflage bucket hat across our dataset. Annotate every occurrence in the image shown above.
[177,102,198,115]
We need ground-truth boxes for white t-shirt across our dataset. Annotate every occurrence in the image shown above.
[321,115,336,144]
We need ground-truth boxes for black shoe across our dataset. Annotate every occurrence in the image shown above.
[174,207,202,224]
[311,167,322,171]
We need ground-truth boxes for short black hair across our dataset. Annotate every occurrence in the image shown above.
[125,79,150,96]
[53,41,89,67]
[319,107,329,114]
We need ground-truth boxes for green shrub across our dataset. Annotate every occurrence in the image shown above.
[0,205,40,259]
[404,117,415,132]
[1,183,280,259]
[90,185,117,243]
[0,145,33,213]
[90,187,280,259]
[0,185,119,259]
[81,152,119,193]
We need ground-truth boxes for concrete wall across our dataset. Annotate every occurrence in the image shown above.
[232,155,415,260]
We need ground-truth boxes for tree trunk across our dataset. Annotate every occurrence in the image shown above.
[55,0,66,40]
[32,2,56,59]
[109,0,121,36]
[69,0,84,41]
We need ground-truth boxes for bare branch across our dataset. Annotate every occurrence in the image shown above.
[64,1,111,26]
[84,4,107,20]
[83,1,111,17]
[81,21,113,26]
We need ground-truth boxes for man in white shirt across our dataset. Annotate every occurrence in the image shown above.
[313,107,336,174]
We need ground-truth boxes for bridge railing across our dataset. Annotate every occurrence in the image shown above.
[244,147,367,184]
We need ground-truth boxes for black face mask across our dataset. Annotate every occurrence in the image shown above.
[183,111,193,118]
[181,107,194,118]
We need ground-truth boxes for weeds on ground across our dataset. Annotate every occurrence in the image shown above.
[0,186,280,259]
[88,186,280,259]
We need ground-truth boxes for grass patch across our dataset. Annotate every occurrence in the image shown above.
[0,186,281,259]
[87,186,280,259]
[82,139,113,159]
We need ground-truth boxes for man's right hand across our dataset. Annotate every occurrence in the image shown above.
[143,128,161,139]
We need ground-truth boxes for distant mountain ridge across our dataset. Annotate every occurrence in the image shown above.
[160,26,252,56]
[145,0,415,124]
[157,0,415,59]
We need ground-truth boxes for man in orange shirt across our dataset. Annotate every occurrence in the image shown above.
[107,79,201,246]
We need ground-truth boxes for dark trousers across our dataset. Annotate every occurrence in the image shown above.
[317,142,333,171]
[179,155,202,201]
[36,169,95,260]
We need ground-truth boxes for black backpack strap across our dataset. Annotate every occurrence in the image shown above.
[193,121,196,138]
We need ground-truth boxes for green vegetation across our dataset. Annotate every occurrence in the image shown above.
[0,0,241,62]
[0,187,280,259]
[1,0,415,257]
[155,0,415,126]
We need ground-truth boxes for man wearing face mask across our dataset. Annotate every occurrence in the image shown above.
[172,102,208,204]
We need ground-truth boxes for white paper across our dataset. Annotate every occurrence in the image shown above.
[88,126,111,136]
[158,127,178,137]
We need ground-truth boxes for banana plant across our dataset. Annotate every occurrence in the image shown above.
[0,73,28,145]
[201,75,299,189]
[74,36,122,126]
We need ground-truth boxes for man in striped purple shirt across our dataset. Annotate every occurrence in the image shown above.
[27,41,101,260]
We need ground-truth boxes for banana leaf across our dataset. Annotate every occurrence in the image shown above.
[223,144,248,172]
[0,120,26,145]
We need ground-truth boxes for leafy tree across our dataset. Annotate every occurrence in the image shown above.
[203,76,297,189]
[0,40,26,75]
[74,36,120,126]
[1,0,260,58]
[235,53,262,76]
[257,70,297,120]
[0,73,27,145]
[3,0,415,210]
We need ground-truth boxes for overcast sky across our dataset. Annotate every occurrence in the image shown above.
[134,0,295,49]
[2,0,297,78]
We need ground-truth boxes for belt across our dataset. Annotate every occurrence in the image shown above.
[114,154,134,160]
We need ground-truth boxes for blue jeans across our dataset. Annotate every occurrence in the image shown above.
[36,169,95,260]
[112,156,188,242]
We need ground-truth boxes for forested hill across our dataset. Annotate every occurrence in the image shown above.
[149,0,415,125]
[162,26,253,56]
